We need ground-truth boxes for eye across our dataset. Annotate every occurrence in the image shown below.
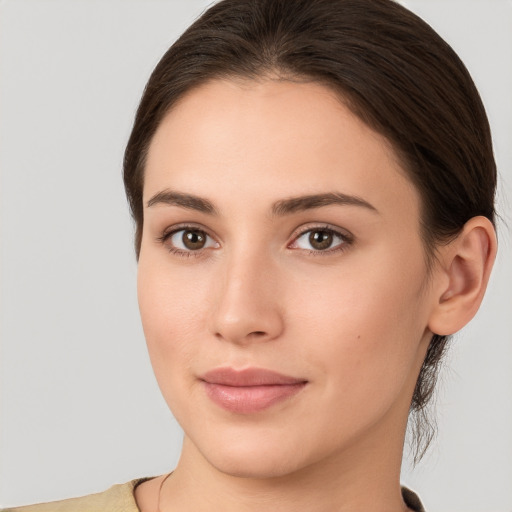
[162,227,219,254]
[290,227,350,253]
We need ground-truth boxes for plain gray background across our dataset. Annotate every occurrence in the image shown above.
[1,1,511,511]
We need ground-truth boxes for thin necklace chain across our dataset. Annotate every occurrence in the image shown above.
[156,471,174,512]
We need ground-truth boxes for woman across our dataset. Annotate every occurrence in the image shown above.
[1,0,501,510]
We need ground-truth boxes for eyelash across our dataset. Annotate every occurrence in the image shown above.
[156,224,353,258]
[156,224,217,258]
[289,225,353,256]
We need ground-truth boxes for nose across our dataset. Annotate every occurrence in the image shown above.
[209,252,284,346]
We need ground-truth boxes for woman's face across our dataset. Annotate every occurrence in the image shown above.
[138,79,438,478]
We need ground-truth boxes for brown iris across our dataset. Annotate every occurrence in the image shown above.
[182,230,207,250]
[309,230,333,250]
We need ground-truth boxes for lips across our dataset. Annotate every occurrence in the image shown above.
[200,367,307,413]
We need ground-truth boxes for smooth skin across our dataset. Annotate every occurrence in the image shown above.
[135,79,496,512]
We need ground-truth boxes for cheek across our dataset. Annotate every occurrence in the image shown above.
[137,258,210,393]
[287,250,429,403]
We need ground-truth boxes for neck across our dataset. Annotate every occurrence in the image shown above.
[159,418,411,512]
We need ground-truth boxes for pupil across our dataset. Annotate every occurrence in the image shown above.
[183,230,205,250]
[309,230,332,250]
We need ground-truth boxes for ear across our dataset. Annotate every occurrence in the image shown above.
[428,216,497,336]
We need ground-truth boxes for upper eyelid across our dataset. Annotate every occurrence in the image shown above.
[289,223,353,242]
[160,223,216,240]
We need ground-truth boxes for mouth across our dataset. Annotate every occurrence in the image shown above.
[199,367,308,414]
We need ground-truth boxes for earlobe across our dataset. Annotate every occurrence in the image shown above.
[428,216,497,336]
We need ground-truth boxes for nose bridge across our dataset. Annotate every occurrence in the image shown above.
[211,245,283,344]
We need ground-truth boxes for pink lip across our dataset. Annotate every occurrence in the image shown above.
[200,367,308,413]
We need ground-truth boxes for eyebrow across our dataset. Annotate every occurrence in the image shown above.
[146,189,378,216]
[147,190,218,215]
[272,192,378,216]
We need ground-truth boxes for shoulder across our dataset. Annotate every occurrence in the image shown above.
[1,478,151,512]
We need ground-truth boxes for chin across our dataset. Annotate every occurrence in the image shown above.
[207,450,305,480]
[192,427,317,480]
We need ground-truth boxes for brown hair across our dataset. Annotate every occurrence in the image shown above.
[123,0,496,461]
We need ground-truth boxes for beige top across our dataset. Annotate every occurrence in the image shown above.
[1,479,150,512]
[2,479,425,512]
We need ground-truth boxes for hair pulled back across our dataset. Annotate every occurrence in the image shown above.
[124,0,497,461]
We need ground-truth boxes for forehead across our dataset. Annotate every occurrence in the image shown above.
[144,78,420,220]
